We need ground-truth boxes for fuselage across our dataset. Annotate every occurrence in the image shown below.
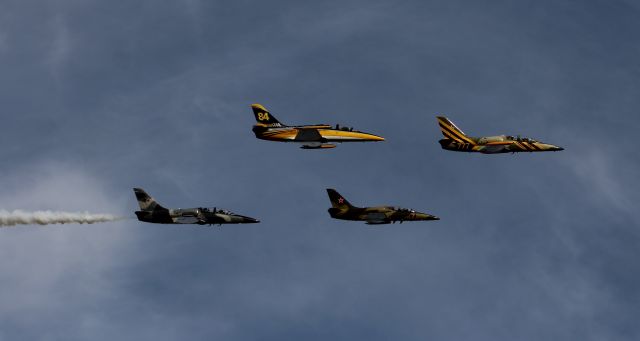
[252,124,385,143]
[439,135,563,154]
[328,206,439,224]
[135,207,259,225]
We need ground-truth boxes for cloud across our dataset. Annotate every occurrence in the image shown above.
[0,161,131,339]
[0,1,639,340]
[555,137,639,224]
[45,15,73,80]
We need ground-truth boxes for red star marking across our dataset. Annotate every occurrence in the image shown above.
[338,198,344,204]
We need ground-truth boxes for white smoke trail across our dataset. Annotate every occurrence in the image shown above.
[0,210,124,227]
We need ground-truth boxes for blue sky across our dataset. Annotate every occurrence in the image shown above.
[0,1,638,340]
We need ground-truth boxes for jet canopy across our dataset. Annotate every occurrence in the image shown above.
[505,135,538,143]
[201,207,235,215]
[335,124,355,131]
[388,206,415,213]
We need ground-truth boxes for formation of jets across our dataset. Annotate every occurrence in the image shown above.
[133,104,564,226]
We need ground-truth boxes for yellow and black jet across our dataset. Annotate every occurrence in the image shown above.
[436,116,564,154]
[251,104,385,149]
[326,189,439,225]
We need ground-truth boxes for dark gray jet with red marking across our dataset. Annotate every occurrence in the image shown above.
[133,188,259,226]
[326,189,439,225]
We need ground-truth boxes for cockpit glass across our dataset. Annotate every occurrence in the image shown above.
[507,135,537,142]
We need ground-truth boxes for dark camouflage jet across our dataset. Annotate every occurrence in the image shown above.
[436,116,564,154]
[326,189,439,225]
[251,104,385,149]
[133,188,259,226]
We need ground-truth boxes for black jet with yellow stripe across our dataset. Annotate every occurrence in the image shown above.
[436,116,564,154]
[326,189,439,225]
[251,104,385,149]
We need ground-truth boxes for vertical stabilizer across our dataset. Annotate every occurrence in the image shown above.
[326,189,354,209]
[251,104,284,126]
[133,188,167,212]
[436,116,475,144]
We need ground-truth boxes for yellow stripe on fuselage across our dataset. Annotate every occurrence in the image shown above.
[256,127,384,142]
[256,128,298,141]
[317,129,385,141]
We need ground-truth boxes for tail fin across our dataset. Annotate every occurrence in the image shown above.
[326,188,354,209]
[436,116,475,144]
[251,104,284,126]
[133,188,167,212]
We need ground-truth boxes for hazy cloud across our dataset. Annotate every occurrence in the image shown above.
[0,1,638,340]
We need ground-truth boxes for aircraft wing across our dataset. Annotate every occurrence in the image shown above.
[174,216,201,224]
[364,212,388,224]
[295,128,323,142]
[196,211,208,225]
[480,144,510,154]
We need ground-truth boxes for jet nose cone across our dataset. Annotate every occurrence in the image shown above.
[542,144,564,151]
[234,214,260,223]
[416,213,439,221]
[244,217,260,223]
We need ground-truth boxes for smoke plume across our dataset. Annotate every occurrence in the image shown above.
[0,210,123,226]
